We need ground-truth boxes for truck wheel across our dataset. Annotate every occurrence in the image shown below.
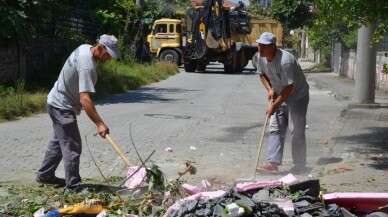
[224,61,236,73]
[252,52,259,70]
[184,60,197,72]
[243,57,249,68]
[196,61,207,71]
[224,45,237,74]
[235,49,245,73]
[160,50,180,65]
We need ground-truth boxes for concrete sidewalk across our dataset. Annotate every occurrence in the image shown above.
[306,72,388,121]
[300,61,388,192]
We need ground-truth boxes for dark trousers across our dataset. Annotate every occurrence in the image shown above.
[37,103,82,189]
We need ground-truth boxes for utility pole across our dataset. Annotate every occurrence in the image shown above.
[351,22,379,108]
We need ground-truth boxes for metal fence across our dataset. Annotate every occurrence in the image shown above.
[0,5,99,82]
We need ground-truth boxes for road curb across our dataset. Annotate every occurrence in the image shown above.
[306,75,351,101]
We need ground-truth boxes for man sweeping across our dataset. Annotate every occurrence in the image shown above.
[255,32,310,174]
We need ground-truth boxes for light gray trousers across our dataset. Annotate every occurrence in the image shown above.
[267,94,309,167]
[37,103,82,189]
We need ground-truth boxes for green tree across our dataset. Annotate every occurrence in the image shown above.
[0,0,53,41]
[271,0,314,30]
[310,0,387,47]
[245,3,272,20]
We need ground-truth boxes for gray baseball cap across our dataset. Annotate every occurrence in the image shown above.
[98,34,121,59]
[256,32,276,45]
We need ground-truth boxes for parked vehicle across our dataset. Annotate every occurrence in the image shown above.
[147,18,184,65]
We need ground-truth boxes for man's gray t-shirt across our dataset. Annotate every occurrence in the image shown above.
[257,48,309,102]
[47,44,97,115]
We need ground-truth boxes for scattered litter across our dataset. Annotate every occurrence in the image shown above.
[33,207,45,217]
[306,125,309,129]
[125,166,147,189]
[165,147,173,152]
[190,146,197,150]
[43,199,106,217]
[202,180,212,188]
[330,167,352,173]
[278,173,298,185]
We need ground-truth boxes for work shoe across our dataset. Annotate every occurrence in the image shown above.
[256,163,278,173]
[290,165,306,175]
[36,176,66,187]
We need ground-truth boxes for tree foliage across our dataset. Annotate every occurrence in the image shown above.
[245,3,272,20]
[0,0,53,41]
[271,0,314,30]
[309,0,388,49]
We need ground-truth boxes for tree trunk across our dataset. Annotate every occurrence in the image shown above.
[354,22,377,105]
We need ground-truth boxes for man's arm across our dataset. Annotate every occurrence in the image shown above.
[80,92,109,138]
[270,84,293,113]
[259,74,275,101]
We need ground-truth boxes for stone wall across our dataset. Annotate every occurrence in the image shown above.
[332,37,388,93]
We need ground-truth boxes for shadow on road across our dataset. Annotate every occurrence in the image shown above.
[333,126,388,170]
[96,86,198,105]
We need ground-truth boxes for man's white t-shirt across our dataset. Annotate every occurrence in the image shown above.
[47,44,97,115]
[257,48,309,102]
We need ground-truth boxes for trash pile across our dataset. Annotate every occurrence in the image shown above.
[34,165,388,217]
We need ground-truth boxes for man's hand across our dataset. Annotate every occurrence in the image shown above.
[266,101,276,116]
[97,122,109,138]
[267,89,275,101]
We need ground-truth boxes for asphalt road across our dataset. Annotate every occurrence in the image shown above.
[0,61,348,187]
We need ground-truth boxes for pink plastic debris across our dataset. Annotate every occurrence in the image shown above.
[123,215,139,217]
[164,191,174,207]
[235,181,283,192]
[166,190,227,215]
[181,183,202,195]
[97,210,107,217]
[165,147,173,152]
[278,173,299,185]
[124,166,148,189]
[201,190,226,199]
[167,193,203,213]
[202,180,212,188]
[323,192,388,212]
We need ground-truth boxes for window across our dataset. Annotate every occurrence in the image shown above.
[155,24,167,33]
[169,24,174,33]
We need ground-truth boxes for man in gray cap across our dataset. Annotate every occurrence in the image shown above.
[36,34,121,192]
[255,32,309,174]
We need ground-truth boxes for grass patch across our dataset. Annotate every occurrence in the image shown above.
[309,64,331,73]
[0,61,179,122]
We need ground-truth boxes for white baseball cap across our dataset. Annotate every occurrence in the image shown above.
[98,34,121,59]
[256,32,276,45]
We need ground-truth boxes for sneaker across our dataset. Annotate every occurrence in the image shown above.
[257,163,278,173]
[290,165,306,174]
[36,176,66,187]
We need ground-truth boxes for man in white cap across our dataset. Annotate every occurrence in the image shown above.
[255,32,309,174]
[36,34,121,192]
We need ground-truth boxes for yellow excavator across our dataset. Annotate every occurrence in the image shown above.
[182,0,251,73]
